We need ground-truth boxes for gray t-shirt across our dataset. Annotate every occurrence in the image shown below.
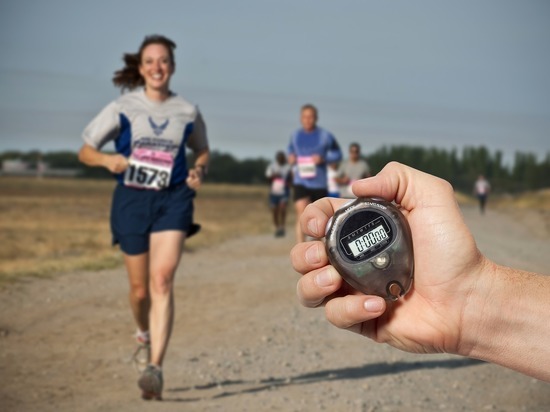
[338,159,370,198]
[82,89,208,185]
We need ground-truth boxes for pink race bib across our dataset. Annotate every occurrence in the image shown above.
[297,156,316,179]
[124,148,173,190]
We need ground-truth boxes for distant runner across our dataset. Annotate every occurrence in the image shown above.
[336,142,371,198]
[474,175,491,214]
[287,104,342,243]
[327,162,341,198]
[265,151,291,237]
[78,35,210,401]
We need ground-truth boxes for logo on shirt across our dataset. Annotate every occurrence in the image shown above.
[148,117,170,136]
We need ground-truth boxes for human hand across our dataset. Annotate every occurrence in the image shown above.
[186,167,203,190]
[312,154,323,165]
[291,161,487,356]
[104,154,129,174]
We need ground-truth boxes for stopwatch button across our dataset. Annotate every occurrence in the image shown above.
[388,282,403,299]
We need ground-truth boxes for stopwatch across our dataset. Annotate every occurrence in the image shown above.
[325,197,414,300]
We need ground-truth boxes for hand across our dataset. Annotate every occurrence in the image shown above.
[186,167,203,190]
[312,154,323,165]
[104,154,129,174]
[291,161,487,356]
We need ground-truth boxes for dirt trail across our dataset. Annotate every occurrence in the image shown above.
[1,206,549,411]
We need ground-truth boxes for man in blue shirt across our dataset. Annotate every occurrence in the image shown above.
[287,104,342,242]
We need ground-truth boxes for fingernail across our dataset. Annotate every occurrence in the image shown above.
[364,297,384,312]
[307,219,318,236]
[305,244,321,265]
[315,268,334,287]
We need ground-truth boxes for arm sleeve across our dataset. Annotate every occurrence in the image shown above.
[81,101,120,150]
[186,110,209,154]
[325,134,342,164]
[287,135,296,156]
[265,164,273,178]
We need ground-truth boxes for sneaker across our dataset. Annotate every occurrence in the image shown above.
[138,365,163,401]
[131,333,150,373]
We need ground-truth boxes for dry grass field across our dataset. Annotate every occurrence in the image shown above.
[0,177,283,284]
[1,176,547,284]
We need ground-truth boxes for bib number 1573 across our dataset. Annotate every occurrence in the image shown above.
[124,149,173,190]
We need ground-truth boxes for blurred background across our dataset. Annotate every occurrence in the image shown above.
[1,0,549,188]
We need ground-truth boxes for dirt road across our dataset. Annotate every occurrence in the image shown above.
[1,206,549,411]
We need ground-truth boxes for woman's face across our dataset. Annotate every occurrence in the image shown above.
[139,43,174,93]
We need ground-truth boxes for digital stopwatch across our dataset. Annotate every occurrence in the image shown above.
[325,197,414,301]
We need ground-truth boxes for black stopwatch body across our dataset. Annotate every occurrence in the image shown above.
[325,197,414,300]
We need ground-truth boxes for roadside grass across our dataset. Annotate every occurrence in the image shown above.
[0,177,282,284]
[2,176,546,283]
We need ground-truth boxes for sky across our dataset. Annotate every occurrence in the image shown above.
[1,0,549,164]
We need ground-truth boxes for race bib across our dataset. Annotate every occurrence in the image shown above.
[271,177,286,195]
[297,156,316,179]
[124,148,173,190]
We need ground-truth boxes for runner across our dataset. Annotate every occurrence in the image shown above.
[336,142,371,198]
[78,34,210,400]
[474,174,491,214]
[327,162,341,198]
[287,104,342,243]
[265,151,291,237]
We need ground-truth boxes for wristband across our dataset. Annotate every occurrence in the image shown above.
[195,164,208,176]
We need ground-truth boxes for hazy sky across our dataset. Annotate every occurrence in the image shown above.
[1,0,549,163]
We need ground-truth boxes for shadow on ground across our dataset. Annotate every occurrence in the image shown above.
[164,358,484,403]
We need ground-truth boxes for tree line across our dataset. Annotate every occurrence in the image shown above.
[1,146,548,193]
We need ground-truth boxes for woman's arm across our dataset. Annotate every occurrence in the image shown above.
[186,148,210,190]
[78,144,128,174]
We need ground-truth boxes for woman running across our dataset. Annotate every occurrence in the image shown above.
[78,34,209,400]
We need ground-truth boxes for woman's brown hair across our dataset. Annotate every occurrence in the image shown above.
[112,34,176,91]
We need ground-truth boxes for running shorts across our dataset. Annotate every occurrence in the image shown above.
[110,183,199,255]
[293,184,328,202]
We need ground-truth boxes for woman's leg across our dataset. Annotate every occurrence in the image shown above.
[124,253,150,333]
[148,230,186,367]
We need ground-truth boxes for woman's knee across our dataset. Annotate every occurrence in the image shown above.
[130,283,149,302]
[150,267,176,295]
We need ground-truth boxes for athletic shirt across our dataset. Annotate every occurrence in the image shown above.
[475,179,491,196]
[265,162,292,195]
[287,127,342,189]
[338,159,370,198]
[82,89,208,186]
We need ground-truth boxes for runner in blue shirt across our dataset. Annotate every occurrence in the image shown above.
[287,104,342,242]
[78,35,209,401]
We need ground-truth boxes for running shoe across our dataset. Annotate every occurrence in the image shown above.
[138,365,163,400]
[131,333,151,373]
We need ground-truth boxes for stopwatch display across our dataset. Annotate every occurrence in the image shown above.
[325,197,414,300]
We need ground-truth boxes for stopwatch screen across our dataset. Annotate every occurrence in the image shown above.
[338,212,394,261]
[347,225,388,257]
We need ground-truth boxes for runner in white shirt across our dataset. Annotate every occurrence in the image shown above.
[266,151,292,237]
[474,175,491,214]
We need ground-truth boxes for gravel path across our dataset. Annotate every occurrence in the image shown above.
[1,206,549,411]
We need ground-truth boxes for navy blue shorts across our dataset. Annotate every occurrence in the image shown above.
[269,191,289,207]
[110,183,198,255]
